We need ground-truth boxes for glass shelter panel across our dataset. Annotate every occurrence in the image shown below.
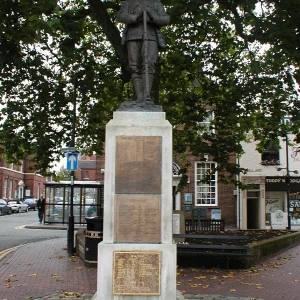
[44,182,104,224]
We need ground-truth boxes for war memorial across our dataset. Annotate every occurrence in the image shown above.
[96,1,178,299]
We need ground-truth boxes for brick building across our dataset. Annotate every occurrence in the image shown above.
[173,154,236,227]
[0,156,47,200]
[94,153,237,227]
[75,155,97,181]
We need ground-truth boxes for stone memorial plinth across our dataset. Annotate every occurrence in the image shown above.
[97,112,177,299]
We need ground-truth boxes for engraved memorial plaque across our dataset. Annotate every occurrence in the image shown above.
[113,251,161,295]
[115,136,162,194]
[114,194,161,243]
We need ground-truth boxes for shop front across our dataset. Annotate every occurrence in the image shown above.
[265,176,300,228]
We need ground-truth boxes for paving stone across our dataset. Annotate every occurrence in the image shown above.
[2,234,300,300]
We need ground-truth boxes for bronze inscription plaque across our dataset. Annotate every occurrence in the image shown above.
[113,251,161,295]
[114,194,161,243]
[115,136,162,194]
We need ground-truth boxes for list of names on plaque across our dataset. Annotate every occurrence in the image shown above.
[113,251,161,295]
[115,136,162,194]
[114,195,161,243]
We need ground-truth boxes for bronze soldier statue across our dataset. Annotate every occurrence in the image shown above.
[117,0,170,108]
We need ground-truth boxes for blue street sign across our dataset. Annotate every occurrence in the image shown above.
[66,152,78,171]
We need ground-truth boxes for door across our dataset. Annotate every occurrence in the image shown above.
[247,190,260,229]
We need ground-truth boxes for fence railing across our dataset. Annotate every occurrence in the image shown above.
[185,219,225,232]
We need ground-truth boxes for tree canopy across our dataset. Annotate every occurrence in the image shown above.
[1,0,300,183]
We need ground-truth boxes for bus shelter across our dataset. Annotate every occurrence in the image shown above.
[44,181,104,224]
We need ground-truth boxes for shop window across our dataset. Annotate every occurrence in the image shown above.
[265,192,284,226]
[195,162,217,206]
[261,140,280,165]
[83,171,89,179]
[289,192,300,225]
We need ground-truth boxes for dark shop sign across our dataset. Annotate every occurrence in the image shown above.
[266,176,300,191]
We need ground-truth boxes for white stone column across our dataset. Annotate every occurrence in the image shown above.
[97,112,177,300]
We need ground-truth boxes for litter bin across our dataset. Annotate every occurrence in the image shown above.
[85,216,103,263]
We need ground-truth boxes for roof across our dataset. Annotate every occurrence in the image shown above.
[78,160,96,169]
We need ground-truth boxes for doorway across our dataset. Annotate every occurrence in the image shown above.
[247,190,260,229]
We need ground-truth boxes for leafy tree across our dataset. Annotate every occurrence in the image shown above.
[0,0,299,184]
[55,166,72,181]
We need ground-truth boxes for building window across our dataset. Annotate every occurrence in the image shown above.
[9,179,13,199]
[83,171,89,179]
[15,180,18,199]
[261,140,280,165]
[37,184,40,198]
[195,162,217,206]
[199,111,215,134]
[3,178,8,199]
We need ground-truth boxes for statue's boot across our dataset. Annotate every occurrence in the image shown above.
[132,77,144,103]
[142,73,155,103]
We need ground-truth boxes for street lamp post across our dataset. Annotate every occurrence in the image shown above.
[278,132,298,230]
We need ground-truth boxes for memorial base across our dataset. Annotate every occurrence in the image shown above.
[96,112,176,299]
[97,243,177,300]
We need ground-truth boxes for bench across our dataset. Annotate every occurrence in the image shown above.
[174,233,251,268]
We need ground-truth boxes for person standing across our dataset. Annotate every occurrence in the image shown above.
[37,196,45,223]
[117,0,170,104]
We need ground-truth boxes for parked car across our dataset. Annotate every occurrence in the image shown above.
[22,198,38,210]
[0,199,12,215]
[8,200,29,213]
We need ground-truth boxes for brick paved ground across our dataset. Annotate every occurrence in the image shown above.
[177,243,300,300]
[0,238,97,300]
[1,236,300,300]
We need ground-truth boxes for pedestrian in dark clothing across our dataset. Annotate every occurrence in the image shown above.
[37,196,45,223]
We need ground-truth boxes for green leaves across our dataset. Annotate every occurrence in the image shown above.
[0,0,299,181]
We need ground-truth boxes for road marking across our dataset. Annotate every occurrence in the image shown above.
[15,225,26,229]
[0,244,25,261]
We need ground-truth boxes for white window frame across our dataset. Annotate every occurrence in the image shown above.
[9,179,13,199]
[14,180,18,199]
[199,111,215,134]
[3,178,8,199]
[37,183,40,198]
[195,161,218,206]
[83,171,89,179]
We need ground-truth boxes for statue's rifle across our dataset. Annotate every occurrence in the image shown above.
[143,11,150,100]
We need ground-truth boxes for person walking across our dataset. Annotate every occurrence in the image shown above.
[37,196,45,223]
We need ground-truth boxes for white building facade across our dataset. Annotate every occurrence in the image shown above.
[239,134,300,229]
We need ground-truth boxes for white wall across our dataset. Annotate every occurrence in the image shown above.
[240,134,300,177]
[238,134,300,229]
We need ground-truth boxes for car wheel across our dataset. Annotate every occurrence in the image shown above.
[18,208,21,213]
[0,210,2,216]
[8,209,12,215]
[34,207,36,211]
